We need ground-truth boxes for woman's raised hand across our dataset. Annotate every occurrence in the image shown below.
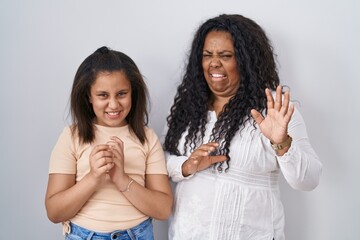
[251,85,294,144]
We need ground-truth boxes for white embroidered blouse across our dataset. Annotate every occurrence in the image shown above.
[165,108,322,240]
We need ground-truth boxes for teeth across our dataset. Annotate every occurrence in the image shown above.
[211,73,225,77]
[107,112,120,116]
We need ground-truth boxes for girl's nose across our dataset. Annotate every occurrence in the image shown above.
[108,98,119,109]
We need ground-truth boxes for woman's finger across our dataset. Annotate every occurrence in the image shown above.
[194,143,219,156]
[251,109,264,125]
[284,103,295,123]
[265,88,275,109]
[274,85,282,111]
[279,90,290,116]
[209,155,227,165]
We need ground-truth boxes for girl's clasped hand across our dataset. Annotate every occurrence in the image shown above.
[89,136,131,190]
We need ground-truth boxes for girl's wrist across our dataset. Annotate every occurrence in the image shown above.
[117,175,130,192]
[120,177,134,192]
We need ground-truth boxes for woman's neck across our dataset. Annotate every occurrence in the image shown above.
[209,96,232,116]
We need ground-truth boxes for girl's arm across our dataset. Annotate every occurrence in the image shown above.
[45,144,114,223]
[118,174,173,220]
[45,173,97,223]
[107,136,173,220]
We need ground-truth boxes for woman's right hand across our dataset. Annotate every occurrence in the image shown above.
[182,142,227,177]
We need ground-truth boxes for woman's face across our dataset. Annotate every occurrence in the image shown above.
[89,70,132,127]
[202,31,240,100]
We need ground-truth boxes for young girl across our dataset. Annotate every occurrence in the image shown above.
[45,46,173,240]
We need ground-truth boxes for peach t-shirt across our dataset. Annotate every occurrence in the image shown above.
[49,124,168,232]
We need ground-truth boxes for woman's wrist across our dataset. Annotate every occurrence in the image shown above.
[271,135,292,156]
[181,161,190,177]
[181,160,193,177]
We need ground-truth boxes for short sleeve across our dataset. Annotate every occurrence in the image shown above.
[48,127,77,174]
[145,128,168,175]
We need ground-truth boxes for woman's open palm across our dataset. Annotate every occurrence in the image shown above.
[251,85,294,143]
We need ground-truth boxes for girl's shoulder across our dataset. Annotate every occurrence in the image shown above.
[144,126,161,144]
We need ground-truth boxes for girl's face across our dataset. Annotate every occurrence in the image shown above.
[202,31,240,100]
[89,70,132,127]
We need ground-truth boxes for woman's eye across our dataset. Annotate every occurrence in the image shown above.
[203,54,212,59]
[221,55,232,59]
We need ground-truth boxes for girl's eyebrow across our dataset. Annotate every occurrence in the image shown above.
[94,88,130,94]
[95,90,108,94]
[117,87,130,92]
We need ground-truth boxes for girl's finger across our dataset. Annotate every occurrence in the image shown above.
[109,136,123,145]
[103,162,115,174]
[90,144,110,157]
[93,155,114,168]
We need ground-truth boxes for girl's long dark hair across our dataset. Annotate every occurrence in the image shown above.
[164,14,279,168]
[70,46,149,144]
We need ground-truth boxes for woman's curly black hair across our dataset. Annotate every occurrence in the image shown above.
[164,14,280,169]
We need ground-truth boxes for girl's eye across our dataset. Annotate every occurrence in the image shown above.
[98,93,108,98]
[118,92,127,97]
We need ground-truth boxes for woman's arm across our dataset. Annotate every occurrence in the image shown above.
[166,152,190,182]
[277,107,322,191]
[251,86,322,191]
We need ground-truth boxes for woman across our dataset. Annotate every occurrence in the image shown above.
[164,14,322,240]
[45,46,172,240]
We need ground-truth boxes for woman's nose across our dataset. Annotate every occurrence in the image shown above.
[210,56,221,67]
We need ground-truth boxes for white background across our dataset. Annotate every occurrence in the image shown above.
[0,0,359,239]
